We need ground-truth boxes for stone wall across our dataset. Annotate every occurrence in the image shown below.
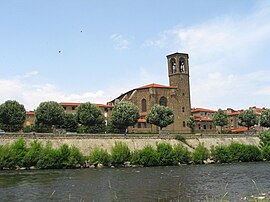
[0,133,261,155]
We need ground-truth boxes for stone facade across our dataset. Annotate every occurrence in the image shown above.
[109,52,192,133]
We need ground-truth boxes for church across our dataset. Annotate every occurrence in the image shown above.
[108,52,192,133]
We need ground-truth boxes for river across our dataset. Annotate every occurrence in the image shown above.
[0,162,270,201]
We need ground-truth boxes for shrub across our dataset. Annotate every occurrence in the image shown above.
[227,143,245,162]
[68,146,84,167]
[0,144,12,169]
[23,140,43,167]
[259,131,270,147]
[156,143,175,166]
[211,145,231,163]
[111,142,130,166]
[37,142,61,169]
[262,145,270,160]
[89,147,111,166]
[241,145,262,162]
[173,144,192,164]
[23,125,35,133]
[131,145,158,166]
[9,138,28,168]
[175,135,187,144]
[192,143,209,164]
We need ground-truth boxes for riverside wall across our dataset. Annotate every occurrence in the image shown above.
[0,133,261,155]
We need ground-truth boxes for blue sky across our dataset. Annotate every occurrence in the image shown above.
[0,0,270,110]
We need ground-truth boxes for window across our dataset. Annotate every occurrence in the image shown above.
[182,107,185,112]
[138,123,141,128]
[183,121,186,127]
[179,58,185,72]
[171,59,176,74]
[198,124,201,130]
[63,106,66,110]
[210,125,212,130]
[141,99,147,112]
[72,107,76,110]
[159,96,167,106]
[182,93,185,96]
[203,125,207,130]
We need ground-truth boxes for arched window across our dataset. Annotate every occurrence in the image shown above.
[141,99,147,112]
[179,58,185,73]
[171,59,176,74]
[159,96,167,106]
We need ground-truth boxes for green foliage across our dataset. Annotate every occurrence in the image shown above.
[175,135,187,143]
[173,144,192,164]
[23,140,42,167]
[262,145,270,161]
[23,125,35,133]
[260,131,270,147]
[238,109,258,130]
[146,104,174,130]
[213,109,228,132]
[111,142,131,166]
[111,101,140,130]
[68,146,84,167]
[76,102,105,133]
[37,142,61,169]
[63,113,78,132]
[211,145,231,163]
[260,109,270,128]
[156,143,175,166]
[0,100,26,132]
[0,144,13,168]
[187,116,195,133]
[131,145,158,166]
[35,101,65,131]
[241,144,262,162]
[192,143,210,164]
[89,147,110,166]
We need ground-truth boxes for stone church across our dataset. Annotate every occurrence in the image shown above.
[109,52,191,133]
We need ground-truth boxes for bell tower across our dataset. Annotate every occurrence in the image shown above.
[167,52,191,133]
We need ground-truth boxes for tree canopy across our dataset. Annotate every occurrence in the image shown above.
[0,100,26,132]
[63,113,78,132]
[187,116,195,133]
[110,101,140,130]
[260,109,270,128]
[213,109,228,132]
[75,102,105,132]
[238,109,257,130]
[146,104,174,130]
[35,101,65,130]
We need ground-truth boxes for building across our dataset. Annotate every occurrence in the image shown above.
[191,108,216,133]
[109,52,192,133]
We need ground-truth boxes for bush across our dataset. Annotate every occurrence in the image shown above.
[23,125,35,133]
[111,142,130,166]
[173,144,192,164]
[241,145,262,162]
[68,146,84,167]
[131,145,158,166]
[192,143,209,164]
[262,145,270,160]
[227,143,245,162]
[23,140,43,167]
[0,144,12,169]
[259,131,270,147]
[89,147,110,166]
[211,145,231,163]
[175,135,187,144]
[9,138,28,168]
[156,143,175,166]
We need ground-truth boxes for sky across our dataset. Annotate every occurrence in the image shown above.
[0,0,270,111]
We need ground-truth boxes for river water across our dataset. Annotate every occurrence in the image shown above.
[0,162,270,201]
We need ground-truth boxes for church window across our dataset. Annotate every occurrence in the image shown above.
[210,125,212,130]
[159,96,167,106]
[183,121,186,127]
[179,58,185,73]
[141,99,147,112]
[171,59,176,74]
[182,107,185,112]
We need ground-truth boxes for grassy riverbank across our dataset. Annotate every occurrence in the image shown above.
[0,136,270,170]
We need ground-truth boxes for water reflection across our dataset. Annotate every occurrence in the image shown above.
[0,162,270,201]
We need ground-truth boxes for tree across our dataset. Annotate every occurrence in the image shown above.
[0,100,26,132]
[110,101,139,131]
[62,113,78,132]
[146,104,174,130]
[260,109,270,128]
[75,102,105,133]
[238,109,257,130]
[187,116,195,133]
[213,109,228,133]
[35,101,65,131]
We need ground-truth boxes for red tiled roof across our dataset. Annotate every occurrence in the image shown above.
[228,111,241,116]
[96,104,113,108]
[26,111,35,115]
[140,112,147,117]
[194,116,213,122]
[135,83,176,90]
[192,108,216,113]
[231,127,248,133]
[59,102,80,107]
[138,119,147,123]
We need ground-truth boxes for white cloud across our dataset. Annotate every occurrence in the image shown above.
[110,34,130,50]
[144,2,270,110]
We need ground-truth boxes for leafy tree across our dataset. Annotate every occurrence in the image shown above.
[146,104,174,130]
[187,116,195,133]
[259,130,270,147]
[260,109,270,128]
[63,113,78,132]
[75,102,105,133]
[238,109,258,130]
[213,109,228,133]
[0,100,26,132]
[35,101,65,131]
[111,101,140,131]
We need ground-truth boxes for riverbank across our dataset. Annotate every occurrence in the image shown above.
[0,133,260,155]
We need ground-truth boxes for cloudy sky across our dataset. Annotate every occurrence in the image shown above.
[0,0,270,111]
